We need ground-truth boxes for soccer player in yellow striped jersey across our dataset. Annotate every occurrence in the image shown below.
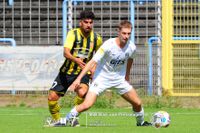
[47,10,102,127]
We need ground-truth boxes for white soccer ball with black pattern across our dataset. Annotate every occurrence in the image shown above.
[151,111,170,128]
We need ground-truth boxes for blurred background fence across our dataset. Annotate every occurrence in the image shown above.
[0,0,199,96]
[162,0,200,96]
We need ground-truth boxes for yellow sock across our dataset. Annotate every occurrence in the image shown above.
[48,100,61,121]
[73,96,84,106]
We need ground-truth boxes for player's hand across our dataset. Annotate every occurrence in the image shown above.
[125,75,130,82]
[68,79,81,91]
[89,69,95,79]
[75,58,86,69]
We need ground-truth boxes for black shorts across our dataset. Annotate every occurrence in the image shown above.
[50,72,90,96]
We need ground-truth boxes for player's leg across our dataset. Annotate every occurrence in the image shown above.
[65,91,97,127]
[48,90,61,121]
[48,73,68,121]
[65,79,104,126]
[75,78,106,112]
[68,83,89,127]
[117,81,151,126]
[46,73,75,127]
[74,84,88,105]
[77,91,97,112]
[67,91,97,117]
[46,90,69,127]
[47,74,90,127]
[121,89,144,124]
[73,74,90,105]
[121,88,142,111]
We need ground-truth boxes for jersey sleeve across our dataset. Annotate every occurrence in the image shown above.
[130,42,137,59]
[92,42,107,63]
[64,30,75,50]
[95,34,103,51]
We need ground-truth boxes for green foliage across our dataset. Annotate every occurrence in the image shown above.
[59,90,119,109]
[19,102,26,107]
[142,96,182,109]
[94,91,118,108]
[58,90,198,109]
[6,104,17,107]
[93,98,110,108]
[59,92,75,108]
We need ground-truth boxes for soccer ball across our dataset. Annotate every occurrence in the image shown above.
[151,111,170,128]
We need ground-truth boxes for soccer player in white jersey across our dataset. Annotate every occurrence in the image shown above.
[64,20,151,127]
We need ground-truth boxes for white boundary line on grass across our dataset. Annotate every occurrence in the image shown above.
[1,112,200,116]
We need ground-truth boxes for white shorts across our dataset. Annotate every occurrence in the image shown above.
[89,79,133,96]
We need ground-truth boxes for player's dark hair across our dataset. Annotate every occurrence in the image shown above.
[118,20,132,30]
[80,10,95,20]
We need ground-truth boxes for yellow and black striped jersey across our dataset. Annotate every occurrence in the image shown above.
[60,28,102,75]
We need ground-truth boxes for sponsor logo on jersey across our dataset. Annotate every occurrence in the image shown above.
[110,59,125,66]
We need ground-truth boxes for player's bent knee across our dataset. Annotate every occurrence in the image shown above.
[77,90,87,98]
[48,91,60,101]
[76,87,88,98]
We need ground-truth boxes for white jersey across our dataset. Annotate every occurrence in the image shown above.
[92,38,136,85]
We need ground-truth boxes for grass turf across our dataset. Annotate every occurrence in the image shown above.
[0,107,199,133]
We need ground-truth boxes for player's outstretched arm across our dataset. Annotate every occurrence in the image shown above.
[69,59,97,91]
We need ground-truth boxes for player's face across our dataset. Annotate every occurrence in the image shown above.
[80,19,93,34]
[118,28,132,44]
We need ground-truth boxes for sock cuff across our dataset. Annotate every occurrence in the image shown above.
[66,106,79,120]
[71,106,79,116]
[134,107,144,116]
[134,107,144,125]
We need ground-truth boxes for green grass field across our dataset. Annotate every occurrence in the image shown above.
[0,107,200,133]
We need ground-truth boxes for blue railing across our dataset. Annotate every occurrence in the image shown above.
[148,37,158,96]
[173,37,200,40]
[63,0,68,45]
[3,3,15,48]
[0,38,16,47]
[73,0,158,1]
[8,0,14,5]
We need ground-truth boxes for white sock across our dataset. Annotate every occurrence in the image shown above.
[60,117,67,125]
[66,107,79,120]
[134,107,144,125]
